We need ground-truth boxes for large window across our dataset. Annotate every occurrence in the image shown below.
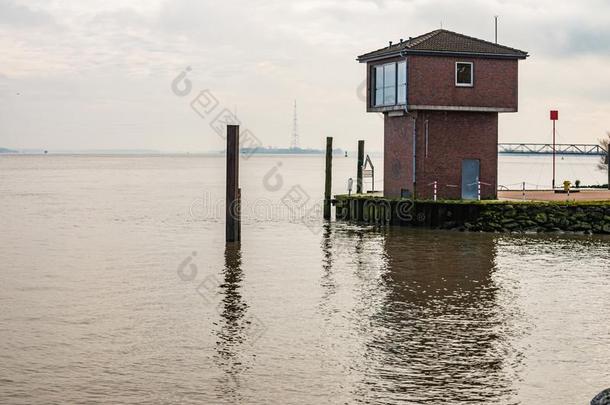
[373,61,407,107]
[397,61,407,104]
[455,62,473,87]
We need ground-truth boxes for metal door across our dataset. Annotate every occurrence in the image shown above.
[461,159,480,200]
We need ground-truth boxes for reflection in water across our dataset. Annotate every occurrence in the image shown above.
[213,243,249,401]
[319,223,337,318]
[328,227,523,404]
[378,231,518,403]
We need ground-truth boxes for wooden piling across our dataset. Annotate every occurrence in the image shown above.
[324,137,333,220]
[356,140,364,194]
[226,125,240,242]
[237,187,241,238]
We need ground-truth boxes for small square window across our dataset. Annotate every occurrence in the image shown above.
[455,62,473,87]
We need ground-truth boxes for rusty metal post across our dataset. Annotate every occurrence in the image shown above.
[226,125,240,242]
[357,140,364,194]
[324,137,333,220]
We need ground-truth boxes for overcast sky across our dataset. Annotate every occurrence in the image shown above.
[1,0,609,152]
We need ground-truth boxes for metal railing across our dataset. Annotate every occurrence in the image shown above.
[498,143,607,155]
[427,180,491,201]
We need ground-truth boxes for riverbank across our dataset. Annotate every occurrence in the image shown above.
[334,195,610,234]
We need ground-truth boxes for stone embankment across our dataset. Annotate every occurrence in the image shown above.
[333,195,610,234]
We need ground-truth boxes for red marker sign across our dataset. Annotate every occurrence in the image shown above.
[550,110,558,121]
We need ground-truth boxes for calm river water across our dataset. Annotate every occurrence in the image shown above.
[0,154,609,404]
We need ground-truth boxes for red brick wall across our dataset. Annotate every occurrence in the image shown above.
[384,114,414,198]
[408,56,518,110]
[384,111,498,199]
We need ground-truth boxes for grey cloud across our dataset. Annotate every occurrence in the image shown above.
[507,23,610,58]
[155,0,250,38]
[151,0,326,76]
[556,26,610,55]
[0,0,55,26]
[411,0,610,58]
[89,8,150,28]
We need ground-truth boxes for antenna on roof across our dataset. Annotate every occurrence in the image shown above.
[494,15,498,43]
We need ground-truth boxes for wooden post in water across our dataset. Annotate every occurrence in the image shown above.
[226,125,240,242]
[356,140,364,194]
[324,137,333,220]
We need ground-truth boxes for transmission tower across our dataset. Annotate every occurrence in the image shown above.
[290,100,300,149]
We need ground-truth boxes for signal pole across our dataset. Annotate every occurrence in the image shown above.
[550,110,558,189]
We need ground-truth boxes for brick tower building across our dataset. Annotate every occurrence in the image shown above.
[357,29,528,199]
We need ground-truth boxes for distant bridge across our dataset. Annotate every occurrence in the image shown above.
[498,143,607,156]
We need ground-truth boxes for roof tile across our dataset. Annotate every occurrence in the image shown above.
[358,29,528,61]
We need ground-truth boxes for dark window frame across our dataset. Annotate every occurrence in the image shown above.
[372,61,407,107]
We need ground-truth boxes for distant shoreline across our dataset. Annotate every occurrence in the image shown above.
[240,147,344,155]
[0,147,348,156]
[0,151,350,157]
